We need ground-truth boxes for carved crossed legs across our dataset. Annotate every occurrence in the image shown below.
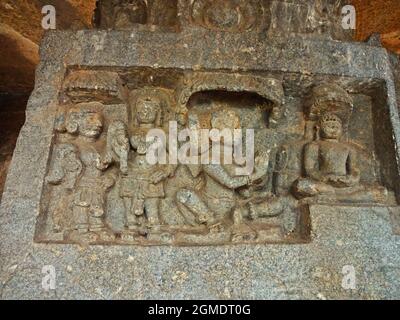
[293,178,388,203]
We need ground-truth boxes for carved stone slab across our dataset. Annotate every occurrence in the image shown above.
[1,0,400,299]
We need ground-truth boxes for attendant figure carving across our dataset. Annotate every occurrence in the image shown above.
[62,104,115,240]
[103,91,176,231]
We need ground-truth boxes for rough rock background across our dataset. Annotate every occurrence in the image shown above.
[0,0,96,93]
[353,0,400,54]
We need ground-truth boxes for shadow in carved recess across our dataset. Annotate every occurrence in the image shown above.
[34,68,397,246]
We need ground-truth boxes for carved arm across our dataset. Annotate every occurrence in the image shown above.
[343,148,361,186]
[304,142,323,181]
[204,164,249,189]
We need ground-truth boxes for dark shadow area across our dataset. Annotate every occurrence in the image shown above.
[0,93,28,200]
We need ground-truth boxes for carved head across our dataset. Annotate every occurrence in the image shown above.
[130,90,164,127]
[319,113,343,140]
[204,1,240,30]
[65,103,104,139]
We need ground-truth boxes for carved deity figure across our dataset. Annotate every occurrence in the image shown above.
[190,0,269,32]
[63,104,115,238]
[306,0,346,38]
[176,109,266,229]
[103,91,175,231]
[293,113,387,203]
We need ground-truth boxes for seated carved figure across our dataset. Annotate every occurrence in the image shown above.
[293,113,387,203]
[176,109,266,229]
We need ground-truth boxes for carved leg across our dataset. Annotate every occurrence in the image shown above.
[52,202,64,233]
[72,205,89,233]
[176,189,215,225]
[132,197,145,217]
[335,186,388,204]
[124,197,140,229]
[145,198,161,226]
[293,178,335,199]
[254,198,285,218]
[233,207,244,225]
[120,151,129,175]
[89,204,106,232]
[88,217,105,232]
[231,206,257,242]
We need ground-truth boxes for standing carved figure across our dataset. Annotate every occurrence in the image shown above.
[106,91,175,231]
[62,104,115,239]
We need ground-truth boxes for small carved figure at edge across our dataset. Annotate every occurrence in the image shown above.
[293,112,388,204]
[63,103,115,241]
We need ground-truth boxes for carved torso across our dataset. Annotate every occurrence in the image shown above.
[318,140,351,176]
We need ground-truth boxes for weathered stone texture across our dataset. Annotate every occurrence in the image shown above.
[0,0,400,299]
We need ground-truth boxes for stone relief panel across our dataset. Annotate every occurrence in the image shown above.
[93,0,352,40]
[268,0,353,40]
[94,0,179,31]
[188,0,271,33]
[34,68,398,246]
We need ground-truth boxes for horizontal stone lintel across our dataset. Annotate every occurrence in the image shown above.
[40,30,392,80]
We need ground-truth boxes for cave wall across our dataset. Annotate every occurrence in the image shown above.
[0,0,96,94]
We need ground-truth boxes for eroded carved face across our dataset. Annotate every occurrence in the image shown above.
[80,112,104,138]
[320,120,342,140]
[211,109,241,131]
[136,97,160,124]
[67,110,103,139]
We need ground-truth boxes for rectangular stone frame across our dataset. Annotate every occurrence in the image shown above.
[1,30,400,299]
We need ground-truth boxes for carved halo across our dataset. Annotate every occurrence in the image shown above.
[306,82,354,127]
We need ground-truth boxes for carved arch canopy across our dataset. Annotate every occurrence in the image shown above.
[176,72,284,123]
